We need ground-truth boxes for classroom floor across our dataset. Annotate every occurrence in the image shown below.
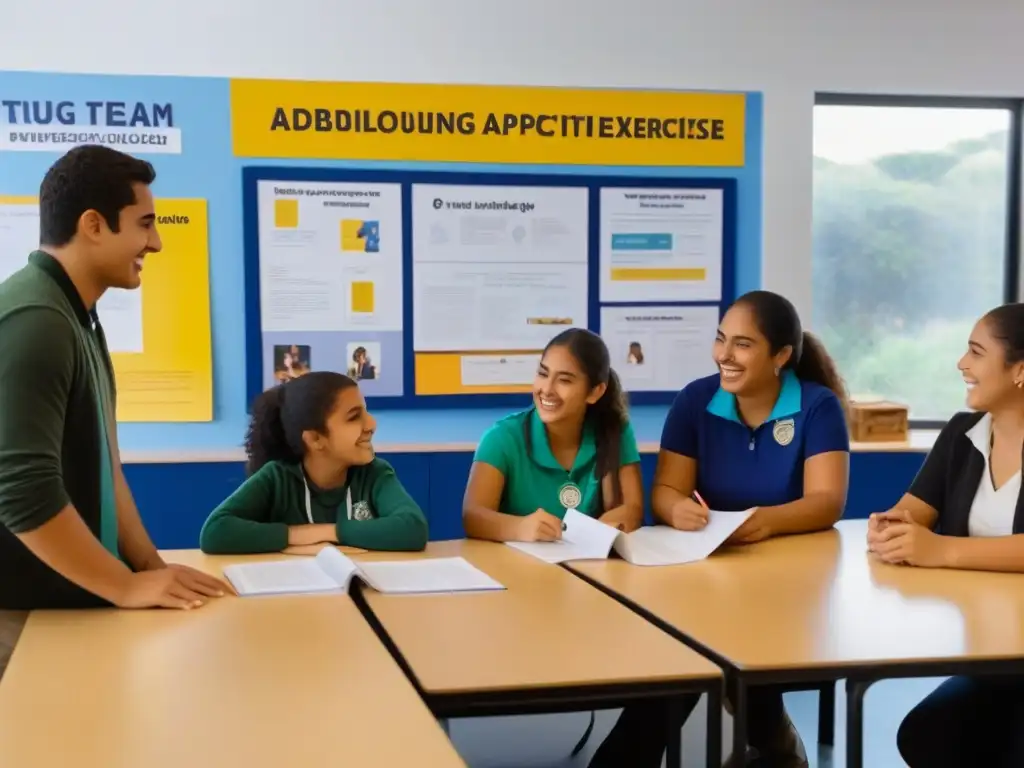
[450,677,938,767]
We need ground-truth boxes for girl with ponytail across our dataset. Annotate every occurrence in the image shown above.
[200,372,427,555]
[462,328,650,768]
[463,327,643,542]
[650,289,851,767]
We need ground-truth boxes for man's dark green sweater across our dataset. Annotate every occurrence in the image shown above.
[200,459,429,554]
[0,252,121,609]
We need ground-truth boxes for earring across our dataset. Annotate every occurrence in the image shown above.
[774,367,780,377]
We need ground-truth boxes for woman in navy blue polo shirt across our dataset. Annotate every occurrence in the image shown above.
[868,303,1024,768]
[653,290,851,766]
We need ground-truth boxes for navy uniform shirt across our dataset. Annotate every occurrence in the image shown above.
[660,371,850,511]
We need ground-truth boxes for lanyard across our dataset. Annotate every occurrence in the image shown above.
[302,475,352,525]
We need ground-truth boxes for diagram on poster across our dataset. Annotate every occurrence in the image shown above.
[600,305,720,393]
[599,187,724,303]
[411,183,589,394]
[256,180,404,397]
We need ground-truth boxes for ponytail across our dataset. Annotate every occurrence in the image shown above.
[244,371,359,476]
[244,385,298,476]
[794,331,849,414]
[590,369,628,510]
[527,328,630,516]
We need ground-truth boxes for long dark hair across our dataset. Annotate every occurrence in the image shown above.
[526,328,629,510]
[244,371,358,476]
[984,303,1024,365]
[734,290,849,411]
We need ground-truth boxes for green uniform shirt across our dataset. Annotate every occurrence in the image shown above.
[200,458,429,554]
[473,408,641,519]
[0,251,120,610]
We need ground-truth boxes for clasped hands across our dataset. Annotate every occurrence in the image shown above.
[867,509,950,568]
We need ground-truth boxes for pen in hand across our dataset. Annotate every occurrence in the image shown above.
[679,489,709,529]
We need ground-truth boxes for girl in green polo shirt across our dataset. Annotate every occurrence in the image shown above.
[200,371,428,555]
[464,328,661,768]
[463,327,644,540]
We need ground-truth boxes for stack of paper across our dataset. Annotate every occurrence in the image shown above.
[506,508,753,566]
[224,547,506,597]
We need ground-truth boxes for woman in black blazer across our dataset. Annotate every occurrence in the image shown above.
[868,303,1024,768]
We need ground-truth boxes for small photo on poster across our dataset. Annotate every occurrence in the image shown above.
[626,341,646,366]
[273,344,311,383]
[347,342,381,382]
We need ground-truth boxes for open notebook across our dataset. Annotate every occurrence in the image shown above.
[224,547,506,597]
[506,507,754,566]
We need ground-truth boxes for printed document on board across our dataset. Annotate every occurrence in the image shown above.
[598,186,724,303]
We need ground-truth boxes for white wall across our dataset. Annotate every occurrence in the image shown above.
[4,0,1024,321]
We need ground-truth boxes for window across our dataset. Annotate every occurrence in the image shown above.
[812,96,1022,424]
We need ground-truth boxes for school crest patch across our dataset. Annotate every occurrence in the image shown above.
[558,482,583,510]
[773,418,795,447]
[352,500,373,521]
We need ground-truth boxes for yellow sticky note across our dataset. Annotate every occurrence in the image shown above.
[274,199,298,228]
[350,282,375,313]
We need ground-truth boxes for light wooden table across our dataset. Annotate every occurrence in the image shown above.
[0,551,465,768]
[569,519,1024,768]
[354,540,724,768]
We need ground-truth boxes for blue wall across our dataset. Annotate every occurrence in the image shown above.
[132,449,925,549]
[0,71,763,453]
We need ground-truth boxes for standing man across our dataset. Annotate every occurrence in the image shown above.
[0,145,228,678]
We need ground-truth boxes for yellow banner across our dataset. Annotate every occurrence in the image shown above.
[230,80,746,167]
[114,198,213,422]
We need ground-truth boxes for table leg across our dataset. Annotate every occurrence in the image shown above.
[845,678,872,768]
[817,680,835,746]
[666,696,683,768]
[705,684,723,768]
[731,677,747,765]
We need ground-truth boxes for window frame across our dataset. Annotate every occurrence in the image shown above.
[813,93,1024,429]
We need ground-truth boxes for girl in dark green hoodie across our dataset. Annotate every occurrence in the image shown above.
[200,371,428,554]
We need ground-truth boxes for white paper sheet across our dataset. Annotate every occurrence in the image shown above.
[506,509,621,564]
[411,184,589,352]
[598,186,724,303]
[613,510,754,566]
[356,557,505,594]
[256,180,404,333]
[223,560,342,596]
[599,305,719,393]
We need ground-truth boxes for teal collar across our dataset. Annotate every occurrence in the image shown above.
[528,408,597,471]
[706,369,802,424]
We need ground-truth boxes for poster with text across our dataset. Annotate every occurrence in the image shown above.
[0,196,213,421]
[411,183,589,394]
[256,179,404,397]
[600,305,720,392]
[599,187,723,302]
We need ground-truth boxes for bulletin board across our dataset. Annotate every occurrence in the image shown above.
[243,166,736,410]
